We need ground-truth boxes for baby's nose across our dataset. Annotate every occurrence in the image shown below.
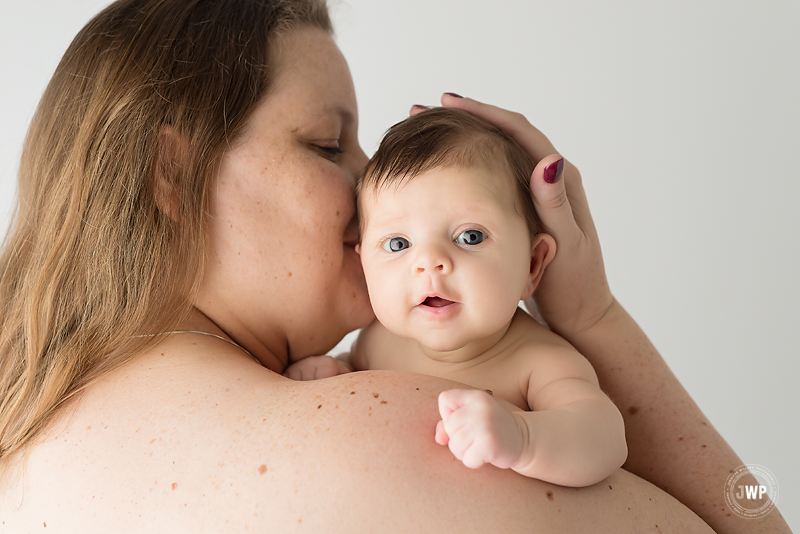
[414,246,452,275]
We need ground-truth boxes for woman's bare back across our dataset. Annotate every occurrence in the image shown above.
[1,339,713,533]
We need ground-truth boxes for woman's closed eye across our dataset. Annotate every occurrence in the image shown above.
[382,236,410,252]
[313,144,343,160]
[455,229,485,246]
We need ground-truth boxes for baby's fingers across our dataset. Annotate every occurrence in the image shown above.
[313,357,350,379]
[446,429,478,467]
[460,443,489,470]
[435,420,449,446]
[282,366,303,381]
[438,388,481,421]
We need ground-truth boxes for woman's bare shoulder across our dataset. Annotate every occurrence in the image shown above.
[3,343,714,533]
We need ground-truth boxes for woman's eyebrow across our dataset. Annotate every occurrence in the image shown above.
[321,104,354,125]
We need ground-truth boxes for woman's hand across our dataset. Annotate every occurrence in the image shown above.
[413,95,614,338]
[282,355,352,381]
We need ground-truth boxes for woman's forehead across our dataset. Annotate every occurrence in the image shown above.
[231,27,358,146]
[268,27,357,114]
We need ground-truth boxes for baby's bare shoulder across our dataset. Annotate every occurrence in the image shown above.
[505,309,577,355]
[505,309,597,381]
[355,318,416,371]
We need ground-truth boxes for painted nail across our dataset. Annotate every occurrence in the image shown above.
[444,92,463,99]
[412,104,430,109]
[543,158,564,184]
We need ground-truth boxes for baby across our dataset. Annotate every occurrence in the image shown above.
[285,108,627,487]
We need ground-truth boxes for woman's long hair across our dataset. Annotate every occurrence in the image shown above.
[0,0,331,469]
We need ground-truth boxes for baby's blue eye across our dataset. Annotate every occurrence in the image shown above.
[383,237,410,252]
[456,230,485,245]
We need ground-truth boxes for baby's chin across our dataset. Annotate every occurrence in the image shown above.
[412,332,474,354]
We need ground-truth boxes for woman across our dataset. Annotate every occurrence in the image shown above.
[0,0,790,532]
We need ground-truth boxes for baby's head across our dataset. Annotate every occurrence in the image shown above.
[357,107,542,241]
[355,108,555,352]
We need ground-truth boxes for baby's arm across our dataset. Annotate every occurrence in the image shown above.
[282,354,352,381]
[436,346,626,487]
[284,320,381,380]
[514,346,626,485]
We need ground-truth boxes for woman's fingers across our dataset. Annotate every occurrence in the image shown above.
[435,93,612,336]
[444,93,594,239]
[529,155,575,236]
[440,93,556,161]
[409,104,429,116]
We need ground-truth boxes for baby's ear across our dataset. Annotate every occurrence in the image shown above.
[520,233,556,300]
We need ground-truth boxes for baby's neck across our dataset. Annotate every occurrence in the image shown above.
[416,317,515,366]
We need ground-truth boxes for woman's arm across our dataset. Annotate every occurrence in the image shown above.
[567,298,792,530]
[436,94,791,533]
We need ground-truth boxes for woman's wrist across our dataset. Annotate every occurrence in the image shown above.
[537,288,617,345]
[575,295,621,337]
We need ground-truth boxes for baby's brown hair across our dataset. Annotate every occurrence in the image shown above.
[358,107,542,239]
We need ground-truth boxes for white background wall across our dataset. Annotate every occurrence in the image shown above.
[1,0,798,528]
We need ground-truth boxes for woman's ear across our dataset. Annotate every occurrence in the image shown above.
[520,233,557,300]
[151,125,188,221]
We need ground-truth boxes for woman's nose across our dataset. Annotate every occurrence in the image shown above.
[348,145,369,184]
[414,245,453,275]
[355,146,369,170]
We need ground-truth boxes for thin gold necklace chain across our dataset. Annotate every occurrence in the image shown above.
[135,330,261,366]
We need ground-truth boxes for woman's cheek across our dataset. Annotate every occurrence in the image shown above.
[326,168,357,216]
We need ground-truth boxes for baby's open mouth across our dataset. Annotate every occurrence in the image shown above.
[422,297,455,308]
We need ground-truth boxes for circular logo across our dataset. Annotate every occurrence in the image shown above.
[724,464,779,519]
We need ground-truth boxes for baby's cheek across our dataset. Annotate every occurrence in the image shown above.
[364,270,403,326]
[475,265,522,322]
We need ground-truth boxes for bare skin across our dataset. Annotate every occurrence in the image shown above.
[436,95,791,533]
[354,310,627,486]
[2,332,714,533]
[0,25,787,533]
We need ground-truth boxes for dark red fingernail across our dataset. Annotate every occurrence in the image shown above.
[444,92,463,99]
[543,158,564,184]
[412,104,430,109]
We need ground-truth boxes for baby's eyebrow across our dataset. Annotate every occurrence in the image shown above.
[368,216,405,230]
